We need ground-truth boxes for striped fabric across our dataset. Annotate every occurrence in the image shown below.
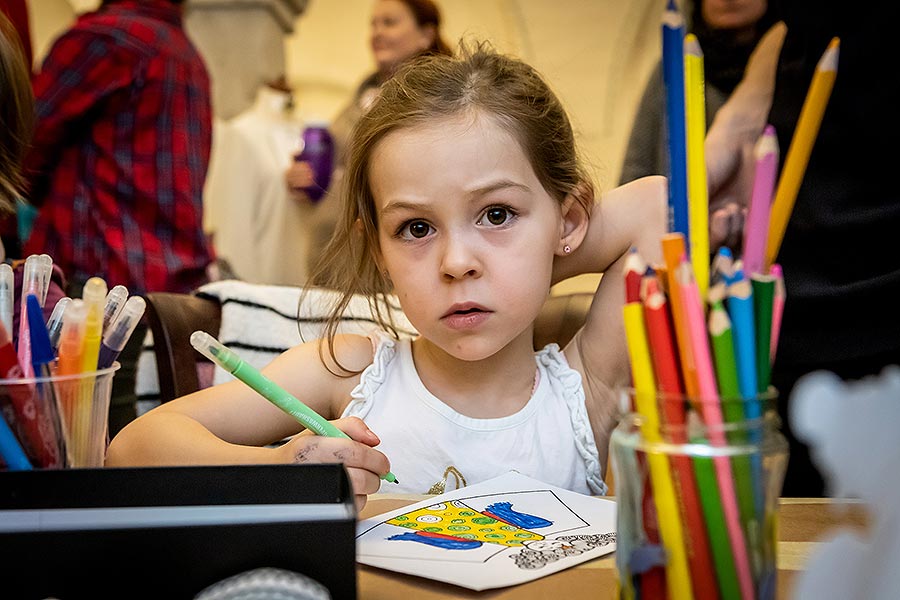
[136,281,416,412]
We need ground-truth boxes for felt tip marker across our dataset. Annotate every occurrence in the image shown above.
[189,331,398,484]
[98,296,146,369]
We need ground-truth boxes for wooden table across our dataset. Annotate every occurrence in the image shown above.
[357,495,868,599]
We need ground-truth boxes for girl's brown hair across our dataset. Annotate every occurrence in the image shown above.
[0,12,33,214]
[306,41,593,373]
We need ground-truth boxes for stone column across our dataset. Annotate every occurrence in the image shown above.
[185,0,308,119]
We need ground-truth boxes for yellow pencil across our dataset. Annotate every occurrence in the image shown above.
[764,37,839,270]
[685,34,709,300]
[623,301,693,599]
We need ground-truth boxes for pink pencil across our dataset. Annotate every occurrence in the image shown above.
[770,264,785,362]
[742,125,779,276]
[677,258,755,600]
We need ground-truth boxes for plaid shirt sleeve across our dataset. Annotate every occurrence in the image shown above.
[24,29,138,206]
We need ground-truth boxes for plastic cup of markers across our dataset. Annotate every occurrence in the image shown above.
[609,389,788,600]
[0,363,120,470]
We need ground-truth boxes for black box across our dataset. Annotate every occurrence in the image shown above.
[0,464,356,599]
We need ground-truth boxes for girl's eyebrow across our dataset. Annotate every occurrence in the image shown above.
[380,200,428,217]
[467,179,532,198]
[380,180,532,216]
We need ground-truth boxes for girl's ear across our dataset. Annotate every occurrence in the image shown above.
[556,182,593,256]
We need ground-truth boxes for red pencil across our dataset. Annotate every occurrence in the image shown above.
[625,247,647,304]
[643,277,719,600]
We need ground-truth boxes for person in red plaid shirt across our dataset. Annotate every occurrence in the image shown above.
[22,0,214,297]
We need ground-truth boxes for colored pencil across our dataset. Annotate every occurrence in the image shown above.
[709,300,760,571]
[711,247,734,287]
[623,286,668,600]
[662,234,698,397]
[644,277,719,600]
[725,275,758,403]
[742,126,778,275]
[726,272,766,523]
[677,259,754,600]
[764,38,839,270]
[623,299,693,600]
[624,248,647,304]
[750,274,776,393]
[662,0,689,243]
[769,264,785,362]
[708,302,742,417]
[685,33,709,300]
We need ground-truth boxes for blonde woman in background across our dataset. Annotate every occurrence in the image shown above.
[287,0,452,279]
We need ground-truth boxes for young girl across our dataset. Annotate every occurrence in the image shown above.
[107,43,666,509]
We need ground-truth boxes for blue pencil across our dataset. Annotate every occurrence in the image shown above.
[726,272,765,520]
[662,0,689,244]
[726,274,757,404]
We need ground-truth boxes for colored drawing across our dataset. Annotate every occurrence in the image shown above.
[357,472,616,591]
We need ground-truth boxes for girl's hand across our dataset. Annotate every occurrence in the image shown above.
[279,417,391,511]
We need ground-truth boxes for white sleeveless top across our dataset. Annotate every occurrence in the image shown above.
[342,334,607,495]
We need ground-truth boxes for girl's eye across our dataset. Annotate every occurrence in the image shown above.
[398,220,433,240]
[479,206,515,227]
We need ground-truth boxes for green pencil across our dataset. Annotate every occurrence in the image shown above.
[750,274,776,393]
[708,300,761,574]
[190,330,398,484]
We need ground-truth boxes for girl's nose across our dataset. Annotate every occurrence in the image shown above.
[440,235,482,281]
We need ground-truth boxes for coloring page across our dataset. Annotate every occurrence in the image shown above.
[356,471,616,590]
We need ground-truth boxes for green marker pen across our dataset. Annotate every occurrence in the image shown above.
[190,330,398,484]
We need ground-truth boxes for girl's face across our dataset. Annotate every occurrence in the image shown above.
[370,0,434,76]
[370,115,567,362]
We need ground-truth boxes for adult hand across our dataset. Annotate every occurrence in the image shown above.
[279,416,391,511]
[286,160,315,194]
[704,21,786,253]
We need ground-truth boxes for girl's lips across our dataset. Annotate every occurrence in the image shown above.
[441,310,491,330]
[442,303,489,318]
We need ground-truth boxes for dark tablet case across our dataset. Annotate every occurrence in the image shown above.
[0,464,356,599]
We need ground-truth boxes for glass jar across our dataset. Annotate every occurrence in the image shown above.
[610,389,788,600]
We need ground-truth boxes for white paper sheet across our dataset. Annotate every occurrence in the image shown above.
[356,471,616,591]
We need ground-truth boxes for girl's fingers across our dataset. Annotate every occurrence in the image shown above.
[347,466,382,497]
[286,434,391,481]
[331,416,381,446]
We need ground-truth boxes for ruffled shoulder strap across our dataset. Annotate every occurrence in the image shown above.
[536,344,608,495]
[343,331,398,419]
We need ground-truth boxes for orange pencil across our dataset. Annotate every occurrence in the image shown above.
[661,233,698,396]
[764,38,839,270]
